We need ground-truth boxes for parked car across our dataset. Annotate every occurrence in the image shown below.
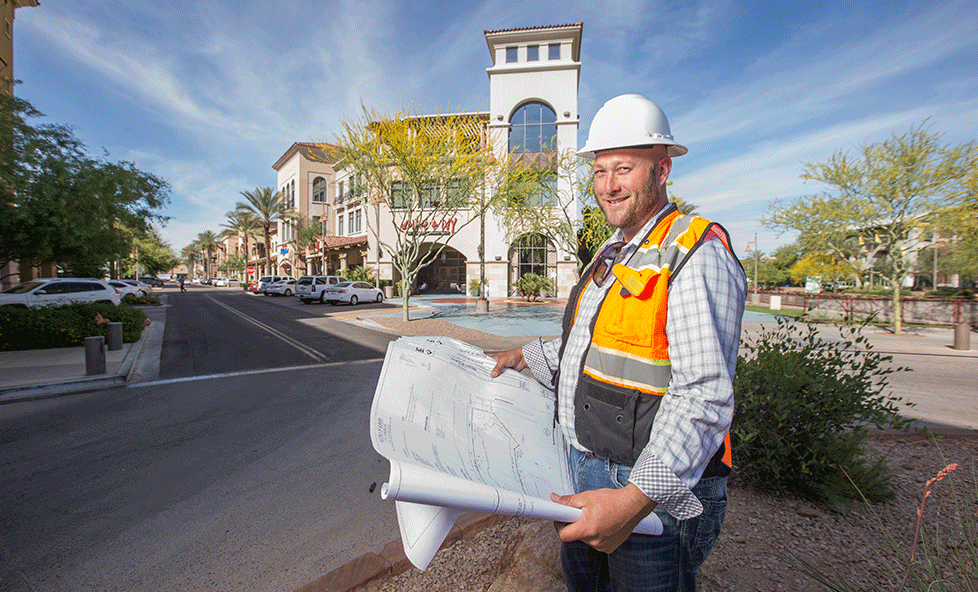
[265,279,296,296]
[139,275,165,288]
[0,278,122,308]
[121,279,153,297]
[296,275,349,304]
[109,280,141,300]
[213,277,231,287]
[257,275,294,295]
[322,281,384,305]
[247,281,260,293]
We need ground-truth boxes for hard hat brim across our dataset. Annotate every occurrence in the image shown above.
[577,141,688,160]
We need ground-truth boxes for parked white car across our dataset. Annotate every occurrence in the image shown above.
[109,281,142,300]
[257,275,294,295]
[120,279,153,297]
[265,279,296,296]
[322,281,384,305]
[0,278,122,308]
[296,275,349,304]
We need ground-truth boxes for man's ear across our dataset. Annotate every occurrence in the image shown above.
[657,155,672,186]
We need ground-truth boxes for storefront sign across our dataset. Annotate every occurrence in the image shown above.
[400,217,458,235]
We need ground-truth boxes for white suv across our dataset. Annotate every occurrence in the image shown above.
[257,275,294,295]
[0,278,122,308]
[296,275,349,304]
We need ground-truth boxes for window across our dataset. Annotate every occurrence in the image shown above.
[338,215,344,236]
[509,102,557,153]
[420,181,439,209]
[337,180,344,204]
[446,178,464,205]
[391,181,410,209]
[511,234,552,281]
[312,177,326,203]
[527,45,539,61]
[355,209,362,233]
[506,46,517,63]
[549,43,560,60]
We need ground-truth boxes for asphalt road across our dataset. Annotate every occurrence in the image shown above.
[0,287,405,592]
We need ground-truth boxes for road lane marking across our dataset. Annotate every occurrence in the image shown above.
[204,294,331,362]
[128,359,383,388]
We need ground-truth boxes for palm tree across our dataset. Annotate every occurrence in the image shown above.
[236,187,297,276]
[181,242,201,279]
[222,210,259,280]
[196,230,220,279]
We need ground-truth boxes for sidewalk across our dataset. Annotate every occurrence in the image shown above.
[0,304,168,404]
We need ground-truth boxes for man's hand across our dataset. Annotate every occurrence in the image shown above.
[550,483,657,554]
[489,347,527,378]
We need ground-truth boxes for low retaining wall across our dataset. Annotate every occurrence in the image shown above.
[752,291,977,326]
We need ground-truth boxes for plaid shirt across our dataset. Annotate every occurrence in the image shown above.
[522,210,747,520]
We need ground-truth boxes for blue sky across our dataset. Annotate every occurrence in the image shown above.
[13,0,978,257]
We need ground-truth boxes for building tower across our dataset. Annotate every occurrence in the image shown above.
[484,23,582,296]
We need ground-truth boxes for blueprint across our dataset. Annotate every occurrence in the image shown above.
[370,336,663,570]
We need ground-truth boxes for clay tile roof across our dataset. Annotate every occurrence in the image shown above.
[484,22,582,35]
[321,235,369,250]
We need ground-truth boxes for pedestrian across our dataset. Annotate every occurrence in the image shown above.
[179,276,186,292]
[490,94,747,592]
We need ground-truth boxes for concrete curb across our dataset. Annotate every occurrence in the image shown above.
[294,511,510,592]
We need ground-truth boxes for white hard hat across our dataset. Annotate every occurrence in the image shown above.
[577,94,687,159]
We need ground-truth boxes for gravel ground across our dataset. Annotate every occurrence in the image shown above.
[376,434,977,592]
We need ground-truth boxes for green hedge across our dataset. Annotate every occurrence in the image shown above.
[0,302,148,351]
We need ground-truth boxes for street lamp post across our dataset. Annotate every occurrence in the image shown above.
[745,233,759,297]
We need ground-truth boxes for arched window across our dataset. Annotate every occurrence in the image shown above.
[509,233,556,296]
[509,102,556,153]
[312,177,326,203]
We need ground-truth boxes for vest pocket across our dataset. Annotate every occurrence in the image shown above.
[575,375,663,466]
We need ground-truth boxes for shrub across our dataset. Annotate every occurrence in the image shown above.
[0,302,148,351]
[121,294,162,306]
[732,318,914,505]
[924,288,975,299]
[515,273,554,301]
[343,266,375,282]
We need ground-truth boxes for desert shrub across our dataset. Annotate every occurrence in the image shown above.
[515,273,554,301]
[732,318,914,504]
[0,302,147,350]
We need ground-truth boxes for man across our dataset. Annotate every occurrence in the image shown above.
[490,94,747,592]
[179,276,186,292]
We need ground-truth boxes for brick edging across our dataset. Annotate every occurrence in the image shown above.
[295,511,510,592]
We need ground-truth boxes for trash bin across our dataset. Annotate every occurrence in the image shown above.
[384,286,394,299]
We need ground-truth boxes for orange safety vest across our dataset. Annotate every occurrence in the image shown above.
[558,205,737,476]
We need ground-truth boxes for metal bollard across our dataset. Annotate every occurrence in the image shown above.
[953,323,971,351]
[85,336,106,375]
[107,322,123,351]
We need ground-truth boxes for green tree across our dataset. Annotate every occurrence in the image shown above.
[221,209,258,280]
[326,104,509,321]
[236,187,296,277]
[764,124,974,333]
[181,242,201,279]
[195,230,220,279]
[121,226,179,277]
[0,92,170,277]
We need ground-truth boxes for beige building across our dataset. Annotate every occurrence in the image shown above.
[270,23,584,297]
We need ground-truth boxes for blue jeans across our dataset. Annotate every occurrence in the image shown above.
[560,447,727,592]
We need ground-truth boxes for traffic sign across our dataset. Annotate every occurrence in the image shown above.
[247,266,254,273]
